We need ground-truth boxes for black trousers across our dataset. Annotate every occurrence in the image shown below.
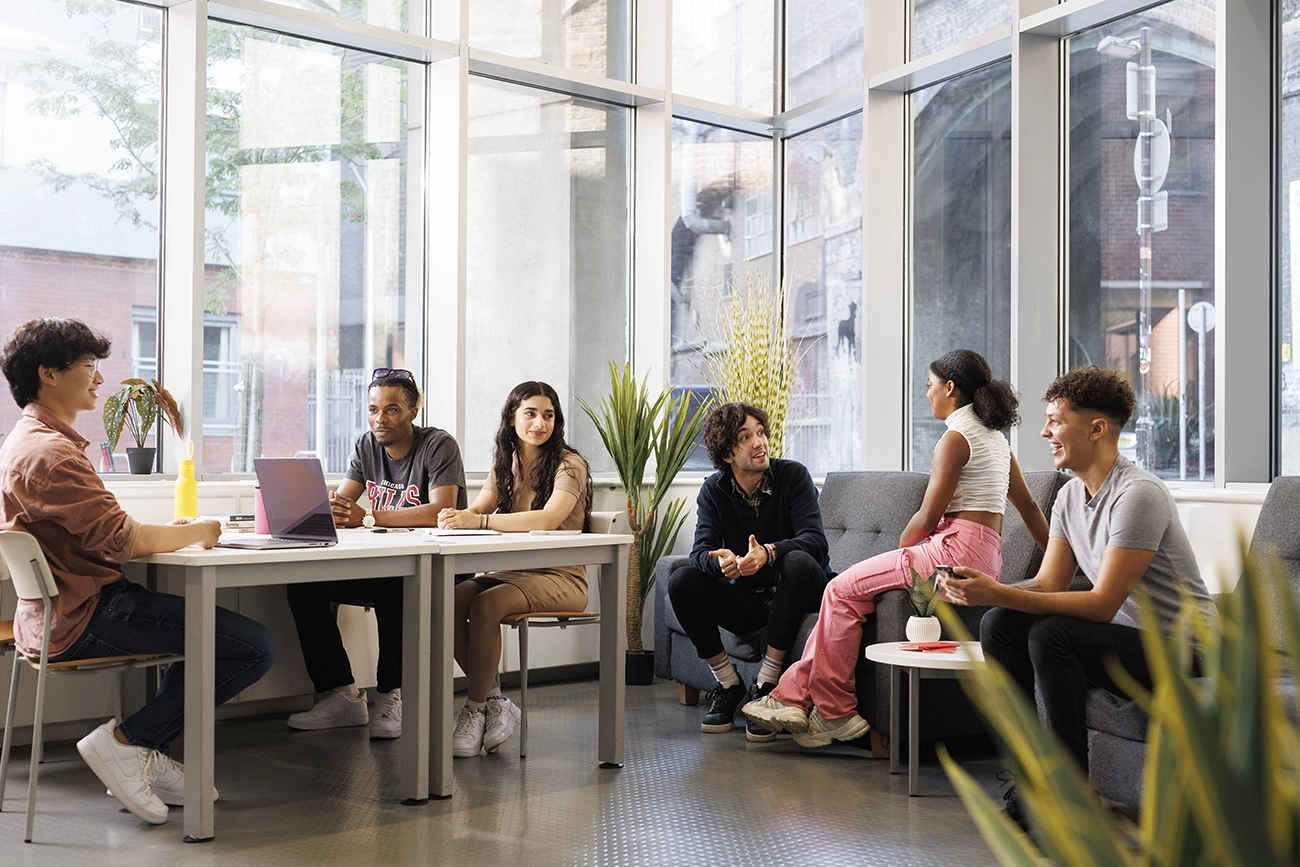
[979,607,1152,773]
[286,577,403,694]
[667,550,830,660]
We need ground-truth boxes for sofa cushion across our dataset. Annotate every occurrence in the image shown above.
[1085,688,1149,742]
[1246,477,1300,647]
[820,472,929,573]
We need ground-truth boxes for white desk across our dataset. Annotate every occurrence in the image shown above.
[862,641,983,796]
[132,529,631,842]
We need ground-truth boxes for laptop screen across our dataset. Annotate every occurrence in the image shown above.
[253,458,337,540]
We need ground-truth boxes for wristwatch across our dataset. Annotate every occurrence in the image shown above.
[362,505,376,529]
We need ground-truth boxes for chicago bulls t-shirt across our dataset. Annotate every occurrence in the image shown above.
[346,426,467,512]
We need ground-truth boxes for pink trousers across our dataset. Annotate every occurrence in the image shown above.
[770,517,1003,719]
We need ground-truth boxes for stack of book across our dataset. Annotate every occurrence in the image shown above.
[222,514,257,533]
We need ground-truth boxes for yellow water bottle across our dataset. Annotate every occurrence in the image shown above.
[175,440,198,519]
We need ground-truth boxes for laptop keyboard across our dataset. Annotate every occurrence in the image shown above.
[284,512,336,538]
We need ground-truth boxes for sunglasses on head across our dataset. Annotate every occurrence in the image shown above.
[372,368,415,383]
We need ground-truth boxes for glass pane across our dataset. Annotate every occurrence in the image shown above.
[1067,3,1216,480]
[253,0,410,33]
[673,0,773,113]
[464,78,630,473]
[786,0,863,107]
[911,62,1012,470]
[784,114,863,473]
[206,24,413,473]
[0,0,161,471]
[1280,2,1300,472]
[669,119,773,469]
[468,0,630,81]
[912,0,1012,60]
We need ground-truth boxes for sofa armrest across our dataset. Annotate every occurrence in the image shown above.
[654,555,689,678]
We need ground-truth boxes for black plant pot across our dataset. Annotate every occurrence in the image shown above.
[625,651,655,686]
[126,447,156,475]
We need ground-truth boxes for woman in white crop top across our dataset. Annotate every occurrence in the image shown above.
[743,349,1050,746]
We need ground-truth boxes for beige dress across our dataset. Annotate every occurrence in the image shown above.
[479,450,588,612]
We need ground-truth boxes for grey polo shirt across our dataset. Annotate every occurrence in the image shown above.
[1050,456,1214,631]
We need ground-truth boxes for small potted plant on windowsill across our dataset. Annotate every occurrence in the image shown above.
[906,566,943,642]
[103,378,183,474]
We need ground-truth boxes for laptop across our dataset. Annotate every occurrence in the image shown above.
[217,458,339,549]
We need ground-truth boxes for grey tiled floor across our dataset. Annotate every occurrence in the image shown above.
[2,680,1004,866]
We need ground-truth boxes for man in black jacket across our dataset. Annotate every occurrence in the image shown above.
[667,402,833,741]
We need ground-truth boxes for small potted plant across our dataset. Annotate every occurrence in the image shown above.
[103,378,183,474]
[905,566,943,642]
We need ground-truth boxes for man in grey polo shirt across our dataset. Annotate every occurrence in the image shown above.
[941,366,1213,820]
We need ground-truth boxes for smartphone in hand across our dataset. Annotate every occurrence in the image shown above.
[934,564,956,578]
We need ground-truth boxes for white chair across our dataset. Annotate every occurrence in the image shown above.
[498,511,620,758]
[0,530,180,842]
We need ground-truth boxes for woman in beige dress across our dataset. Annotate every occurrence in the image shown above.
[437,380,593,757]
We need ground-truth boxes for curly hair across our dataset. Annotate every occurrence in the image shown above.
[1,318,112,408]
[491,381,593,530]
[929,349,1020,431]
[703,402,769,470]
[1043,367,1136,427]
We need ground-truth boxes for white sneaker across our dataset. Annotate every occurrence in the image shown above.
[483,695,521,753]
[77,719,168,825]
[110,751,219,807]
[452,704,486,758]
[369,688,402,740]
[791,707,870,748]
[742,693,810,734]
[288,688,369,730]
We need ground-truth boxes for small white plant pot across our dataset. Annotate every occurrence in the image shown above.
[906,615,942,643]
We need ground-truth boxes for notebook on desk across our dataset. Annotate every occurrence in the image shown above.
[216,458,338,549]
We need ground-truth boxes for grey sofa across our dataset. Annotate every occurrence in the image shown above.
[1086,476,1300,807]
[654,469,1067,745]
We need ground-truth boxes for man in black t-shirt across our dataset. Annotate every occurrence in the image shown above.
[286,368,465,738]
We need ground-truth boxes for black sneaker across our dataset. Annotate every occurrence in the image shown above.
[701,683,747,733]
[744,681,778,743]
[998,770,1031,833]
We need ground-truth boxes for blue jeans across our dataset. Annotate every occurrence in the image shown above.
[52,580,277,752]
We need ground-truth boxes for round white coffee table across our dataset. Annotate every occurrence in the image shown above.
[863,641,984,796]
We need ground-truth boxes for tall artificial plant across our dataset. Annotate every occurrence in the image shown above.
[938,541,1300,867]
[580,363,710,654]
[701,266,799,457]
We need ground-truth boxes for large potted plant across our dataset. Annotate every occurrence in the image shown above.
[938,544,1300,866]
[103,378,183,474]
[581,362,710,685]
[701,265,799,456]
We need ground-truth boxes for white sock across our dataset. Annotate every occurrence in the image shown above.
[334,684,361,699]
[467,698,487,711]
[709,657,740,689]
[486,685,502,699]
[757,655,783,687]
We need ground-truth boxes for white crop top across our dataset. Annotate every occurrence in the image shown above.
[940,403,1011,515]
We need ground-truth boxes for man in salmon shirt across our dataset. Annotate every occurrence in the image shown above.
[0,318,276,827]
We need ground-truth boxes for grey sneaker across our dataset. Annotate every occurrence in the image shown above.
[452,704,486,757]
[113,751,219,807]
[791,707,870,748]
[742,692,810,734]
[369,688,402,740]
[77,719,168,825]
[483,695,521,753]
[288,688,369,730]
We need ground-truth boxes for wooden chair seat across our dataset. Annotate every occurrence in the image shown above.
[26,652,180,672]
[0,620,13,647]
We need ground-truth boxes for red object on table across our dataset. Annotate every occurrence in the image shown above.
[898,641,960,653]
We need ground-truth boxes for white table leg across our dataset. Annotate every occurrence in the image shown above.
[598,548,627,768]
[909,666,921,797]
[183,565,217,842]
[428,555,454,798]
[400,554,432,804]
[889,663,900,775]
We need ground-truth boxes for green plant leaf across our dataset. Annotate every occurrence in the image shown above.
[102,388,128,452]
[937,745,1046,867]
